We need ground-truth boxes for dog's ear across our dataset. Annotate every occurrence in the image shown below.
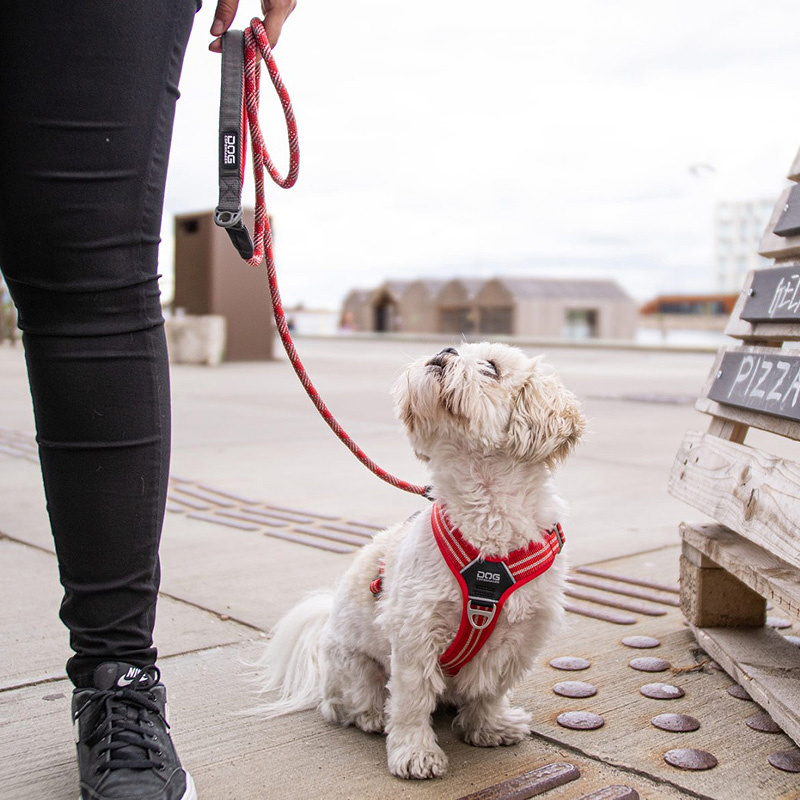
[506,366,585,465]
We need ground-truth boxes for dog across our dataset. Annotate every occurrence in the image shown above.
[255,342,585,779]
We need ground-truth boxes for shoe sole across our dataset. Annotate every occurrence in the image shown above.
[77,771,198,800]
[183,772,198,800]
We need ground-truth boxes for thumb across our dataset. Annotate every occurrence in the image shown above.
[210,0,240,36]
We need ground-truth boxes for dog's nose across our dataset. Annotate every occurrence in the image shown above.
[426,347,458,369]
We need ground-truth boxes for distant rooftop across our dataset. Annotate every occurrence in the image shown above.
[488,277,633,301]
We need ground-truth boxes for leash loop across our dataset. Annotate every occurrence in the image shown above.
[216,20,430,499]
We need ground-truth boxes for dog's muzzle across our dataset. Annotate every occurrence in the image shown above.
[425,347,458,370]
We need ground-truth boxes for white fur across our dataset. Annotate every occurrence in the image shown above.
[255,342,585,779]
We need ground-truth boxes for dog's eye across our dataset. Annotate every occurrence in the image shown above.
[480,360,499,378]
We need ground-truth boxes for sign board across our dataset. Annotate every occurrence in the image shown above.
[774,183,800,238]
[740,265,800,322]
[708,350,800,423]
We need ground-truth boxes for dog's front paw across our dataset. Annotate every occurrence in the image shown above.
[459,706,532,747]
[387,743,448,779]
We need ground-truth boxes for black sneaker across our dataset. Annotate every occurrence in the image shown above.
[71,662,197,800]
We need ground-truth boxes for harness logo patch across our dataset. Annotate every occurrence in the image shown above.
[461,559,515,605]
[221,130,239,170]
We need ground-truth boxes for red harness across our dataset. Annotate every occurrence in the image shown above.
[370,504,564,676]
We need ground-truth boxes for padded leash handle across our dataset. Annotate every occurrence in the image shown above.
[214,30,255,260]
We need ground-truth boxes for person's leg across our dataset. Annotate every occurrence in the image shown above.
[0,0,199,686]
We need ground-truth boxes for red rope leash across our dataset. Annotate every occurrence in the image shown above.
[238,19,429,499]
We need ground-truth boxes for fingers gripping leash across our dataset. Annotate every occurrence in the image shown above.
[214,20,431,499]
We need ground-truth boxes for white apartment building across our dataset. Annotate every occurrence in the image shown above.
[713,199,774,292]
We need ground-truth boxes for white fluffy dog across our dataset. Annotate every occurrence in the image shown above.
[256,342,585,779]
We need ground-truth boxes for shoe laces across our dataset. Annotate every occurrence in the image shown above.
[75,667,170,773]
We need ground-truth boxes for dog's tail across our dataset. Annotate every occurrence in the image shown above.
[251,591,333,718]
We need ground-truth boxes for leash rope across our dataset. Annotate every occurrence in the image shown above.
[220,20,430,499]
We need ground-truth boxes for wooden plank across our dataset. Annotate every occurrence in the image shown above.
[759,187,800,259]
[696,347,800,441]
[680,521,800,619]
[705,416,747,444]
[690,624,800,748]
[670,430,800,571]
[789,144,800,182]
[679,547,766,628]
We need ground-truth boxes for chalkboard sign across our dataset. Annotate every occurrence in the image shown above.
[740,265,800,322]
[708,350,800,423]
[774,184,800,238]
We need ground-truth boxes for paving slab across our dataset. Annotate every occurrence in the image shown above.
[0,536,257,692]
[157,512,349,631]
[0,641,707,800]
[526,547,800,800]
[7,337,791,799]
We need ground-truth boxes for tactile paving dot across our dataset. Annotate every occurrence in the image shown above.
[629,657,671,672]
[549,656,591,671]
[651,713,700,732]
[664,748,718,770]
[767,616,792,629]
[553,681,597,698]
[768,749,800,773]
[727,684,751,700]
[621,635,660,649]
[746,714,783,734]
[640,683,685,700]
[557,711,605,730]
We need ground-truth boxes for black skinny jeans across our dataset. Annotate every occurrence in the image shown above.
[0,0,200,686]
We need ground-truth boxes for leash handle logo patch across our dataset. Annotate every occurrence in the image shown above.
[221,130,239,170]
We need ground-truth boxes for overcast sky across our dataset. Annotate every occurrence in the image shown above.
[162,0,800,308]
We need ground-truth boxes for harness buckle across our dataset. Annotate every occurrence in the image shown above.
[553,522,565,550]
[466,601,496,631]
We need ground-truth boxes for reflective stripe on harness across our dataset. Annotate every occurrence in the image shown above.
[431,503,564,676]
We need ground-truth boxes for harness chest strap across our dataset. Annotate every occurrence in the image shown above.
[431,503,564,677]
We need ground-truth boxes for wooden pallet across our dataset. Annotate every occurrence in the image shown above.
[668,147,800,749]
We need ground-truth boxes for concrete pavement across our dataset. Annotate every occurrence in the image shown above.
[3,335,796,799]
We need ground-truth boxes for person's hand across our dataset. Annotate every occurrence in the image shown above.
[209,0,297,52]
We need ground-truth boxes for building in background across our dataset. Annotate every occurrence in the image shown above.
[340,288,373,332]
[638,293,738,337]
[341,276,637,340]
[714,199,773,292]
[401,280,448,333]
[475,278,637,340]
[437,278,485,335]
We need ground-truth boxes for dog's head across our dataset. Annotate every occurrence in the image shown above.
[392,342,585,466]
